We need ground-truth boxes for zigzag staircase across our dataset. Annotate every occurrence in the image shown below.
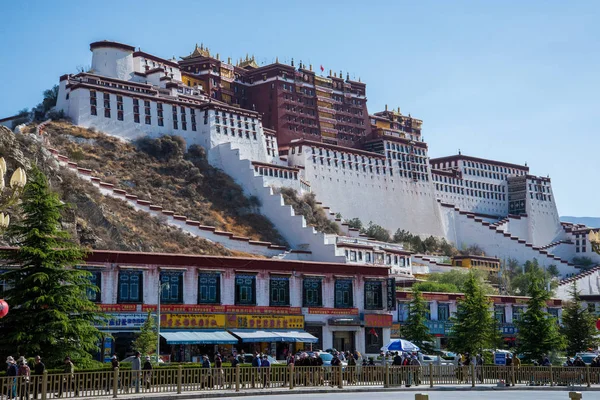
[48,148,288,258]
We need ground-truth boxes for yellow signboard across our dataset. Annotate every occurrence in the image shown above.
[161,313,226,329]
[227,314,304,330]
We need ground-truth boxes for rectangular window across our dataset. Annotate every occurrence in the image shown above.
[145,115,151,125]
[398,302,409,322]
[86,270,102,303]
[160,271,183,304]
[302,277,322,307]
[235,274,256,305]
[90,106,97,116]
[512,306,523,322]
[198,273,220,304]
[364,280,383,310]
[335,279,353,308]
[438,303,450,321]
[269,276,290,306]
[117,110,123,121]
[104,108,111,118]
[118,271,143,303]
[494,306,506,323]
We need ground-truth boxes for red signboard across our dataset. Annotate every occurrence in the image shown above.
[142,304,226,313]
[99,304,137,312]
[308,308,359,315]
[141,304,301,315]
[364,314,393,328]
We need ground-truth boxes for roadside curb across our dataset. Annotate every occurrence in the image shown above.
[107,385,600,400]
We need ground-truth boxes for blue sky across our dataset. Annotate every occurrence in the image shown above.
[0,1,598,216]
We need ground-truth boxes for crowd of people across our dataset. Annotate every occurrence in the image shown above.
[4,355,45,399]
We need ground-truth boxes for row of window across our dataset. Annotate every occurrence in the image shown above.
[344,249,409,267]
[398,302,559,322]
[88,271,385,310]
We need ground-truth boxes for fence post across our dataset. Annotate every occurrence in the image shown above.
[41,370,48,400]
[511,363,515,386]
[177,365,183,394]
[113,367,119,398]
[429,364,434,388]
[549,365,554,387]
[384,363,390,388]
[235,365,240,392]
[289,364,294,390]
[470,363,475,387]
[337,366,343,389]
[586,365,591,388]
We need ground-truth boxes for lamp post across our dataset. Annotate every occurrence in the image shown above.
[156,279,170,363]
[0,157,27,230]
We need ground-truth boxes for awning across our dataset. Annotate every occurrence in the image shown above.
[160,330,238,345]
[229,330,318,343]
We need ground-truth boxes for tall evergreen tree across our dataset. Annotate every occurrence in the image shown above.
[132,311,158,356]
[448,272,496,355]
[0,167,104,365]
[516,271,564,361]
[561,283,598,355]
[401,289,435,353]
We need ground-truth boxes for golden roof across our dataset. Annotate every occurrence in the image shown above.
[237,54,258,69]
[185,43,211,59]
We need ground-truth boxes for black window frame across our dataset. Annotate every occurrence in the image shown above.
[117,270,143,303]
[364,280,383,310]
[334,279,353,308]
[86,270,102,303]
[302,277,323,307]
[235,274,256,305]
[160,271,184,304]
[269,276,290,307]
[198,272,221,304]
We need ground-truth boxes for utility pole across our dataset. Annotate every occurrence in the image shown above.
[157,278,170,363]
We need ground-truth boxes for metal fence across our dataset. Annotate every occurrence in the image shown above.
[0,364,598,399]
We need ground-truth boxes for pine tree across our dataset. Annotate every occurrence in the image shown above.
[561,283,598,355]
[401,289,435,353]
[133,311,158,356]
[0,167,104,365]
[516,271,564,362]
[448,272,496,355]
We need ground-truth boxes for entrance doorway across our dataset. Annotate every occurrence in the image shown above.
[332,331,355,353]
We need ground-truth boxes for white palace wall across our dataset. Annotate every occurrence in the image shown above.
[287,146,446,237]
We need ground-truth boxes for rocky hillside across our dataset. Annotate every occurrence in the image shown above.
[0,124,268,256]
[43,121,285,245]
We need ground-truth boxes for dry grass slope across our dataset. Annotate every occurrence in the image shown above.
[43,122,286,245]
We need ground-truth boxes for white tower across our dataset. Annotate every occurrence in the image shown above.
[90,41,135,81]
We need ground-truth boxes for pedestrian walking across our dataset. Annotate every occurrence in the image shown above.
[261,355,271,388]
[131,352,141,393]
[32,356,45,400]
[57,356,77,398]
[107,355,120,393]
[142,356,153,390]
[17,357,30,400]
[201,354,212,389]
[6,356,17,400]
[214,354,224,388]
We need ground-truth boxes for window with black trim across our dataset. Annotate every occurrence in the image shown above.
[364,280,383,310]
[235,274,256,305]
[303,277,322,307]
[118,270,143,303]
[86,270,102,303]
[269,276,290,306]
[160,271,183,304]
[198,272,220,304]
[335,279,353,308]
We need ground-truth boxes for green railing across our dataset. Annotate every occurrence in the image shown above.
[1,364,598,399]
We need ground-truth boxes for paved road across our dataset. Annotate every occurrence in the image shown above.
[214,391,588,400]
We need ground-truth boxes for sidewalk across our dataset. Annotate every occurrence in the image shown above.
[86,384,600,400]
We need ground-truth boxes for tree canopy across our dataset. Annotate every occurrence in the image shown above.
[516,270,564,362]
[401,289,435,353]
[561,283,598,355]
[0,167,104,365]
[448,272,497,355]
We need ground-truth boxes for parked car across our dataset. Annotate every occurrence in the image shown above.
[306,352,348,367]
[419,354,454,366]
[241,354,281,365]
[574,353,597,366]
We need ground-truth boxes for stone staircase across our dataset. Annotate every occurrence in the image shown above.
[48,148,288,258]
[439,201,579,276]
[213,142,346,263]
